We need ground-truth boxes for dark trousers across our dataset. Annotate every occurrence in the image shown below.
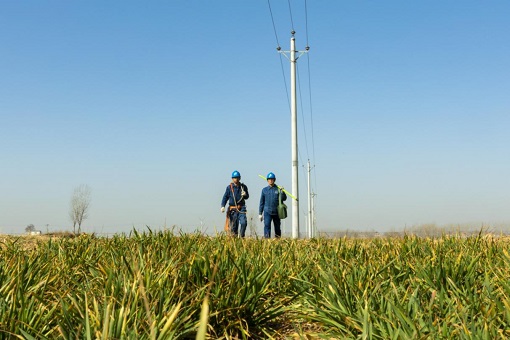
[263,211,281,238]
[229,206,247,237]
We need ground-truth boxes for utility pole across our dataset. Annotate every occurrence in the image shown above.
[290,33,299,239]
[311,191,316,237]
[280,31,308,239]
[307,159,312,238]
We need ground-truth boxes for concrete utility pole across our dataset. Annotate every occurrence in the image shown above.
[280,31,308,239]
[307,159,312,238]
[290,34,299,239]
[311,191,316,237]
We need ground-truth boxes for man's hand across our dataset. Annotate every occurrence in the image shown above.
[241,189,246,197]
[259,215,263,222]
[221,207,225,213]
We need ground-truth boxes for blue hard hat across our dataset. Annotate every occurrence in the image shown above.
[267,172,276,179]
[231,170,241,178]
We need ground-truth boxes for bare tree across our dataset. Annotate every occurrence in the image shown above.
[69,184,91,234]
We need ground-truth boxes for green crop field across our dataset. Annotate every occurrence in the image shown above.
[1,231,509,339]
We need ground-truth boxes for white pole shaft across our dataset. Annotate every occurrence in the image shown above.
[311,193,315,237]
[307,160,312,238]
[290,35,300,239]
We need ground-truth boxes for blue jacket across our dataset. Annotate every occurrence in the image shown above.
[221,182,249,207]
[259,185,287,215]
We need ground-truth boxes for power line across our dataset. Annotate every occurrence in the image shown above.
[296,63,310,161]
[265,0,318,235]
[266,1,316,175]
[267,0,281,49]
[287,0,295,33]
[279,55,291,113]
[306,55,316,164]
[267,0,290,112]
[306,53,318,195]
[301,0,317,196]
[304,0,310,48]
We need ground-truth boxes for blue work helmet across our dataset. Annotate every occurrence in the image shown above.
[231,170,241,178]
[267,172,276,180]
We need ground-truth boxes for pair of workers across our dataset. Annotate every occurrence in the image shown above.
[220,170,287,238]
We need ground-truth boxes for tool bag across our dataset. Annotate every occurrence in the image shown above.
[277,188,287,219]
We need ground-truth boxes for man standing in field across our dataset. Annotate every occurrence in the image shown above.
[220,170,249,237]
[259,172,286,238]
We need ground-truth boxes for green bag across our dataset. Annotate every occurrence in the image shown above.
[277,189,287,219]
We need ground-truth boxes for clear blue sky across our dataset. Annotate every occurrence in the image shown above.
[1,1,509,235]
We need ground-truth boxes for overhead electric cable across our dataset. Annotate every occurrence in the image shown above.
[307,56,316,167]
[304,0,310,47]
[279,55,291,112]
[267,0,281,49]
[265,0,318,237]
[307,55,318,195]
[296,63,310,160]
[267,0,291,112]
[301,0,318,231]
[287,0,295,33]
[302,0,317,192]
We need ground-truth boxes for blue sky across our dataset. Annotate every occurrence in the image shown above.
[1,1,509,235]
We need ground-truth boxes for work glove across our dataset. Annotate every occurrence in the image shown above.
[241,189,246,197]
[259,215,263,222]
[221,207,225,213]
